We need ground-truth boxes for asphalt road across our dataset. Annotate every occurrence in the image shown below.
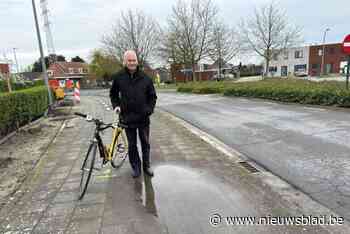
[155,90,350,220]
[3,90,340,233]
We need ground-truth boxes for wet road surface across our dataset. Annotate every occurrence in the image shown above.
[155,91,350,220]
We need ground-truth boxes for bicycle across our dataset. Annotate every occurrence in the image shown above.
[74,112,128,200]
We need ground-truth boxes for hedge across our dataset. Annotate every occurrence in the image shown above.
[0,86,49,137]
[0,80,45,93]
[177,79,350,107]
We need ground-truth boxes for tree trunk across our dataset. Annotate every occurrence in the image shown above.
[265,59,269,78]
[192,63,196,82]
[218,60,222,81]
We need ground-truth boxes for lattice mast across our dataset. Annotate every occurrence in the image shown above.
[40,0,56,60]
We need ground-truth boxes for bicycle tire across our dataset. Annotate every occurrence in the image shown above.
[111,130,128,169]
[79,142,97,200]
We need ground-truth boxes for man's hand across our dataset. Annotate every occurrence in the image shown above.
[114,106,121,113]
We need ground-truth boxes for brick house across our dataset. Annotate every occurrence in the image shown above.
[309,43,347,76]
[0,63,10,75]
[47,62,89,87]
[170,61,233,82]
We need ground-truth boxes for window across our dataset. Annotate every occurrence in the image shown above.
[69,68,74,74]
[78,68,83,73]
[269,66,277,72]
[294,64,307,72]
[283,51,289,60]
[318,49,323,56]
[294,50,303,58]
[83,68,88,73]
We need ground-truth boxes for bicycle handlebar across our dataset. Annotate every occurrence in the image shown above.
[74,112,87,118]
[74,112,127,129]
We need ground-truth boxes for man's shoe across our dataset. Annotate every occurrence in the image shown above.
[132,170,141,178]
[143,167,154,177]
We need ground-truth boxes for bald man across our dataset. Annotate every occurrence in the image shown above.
[110,50,157,178]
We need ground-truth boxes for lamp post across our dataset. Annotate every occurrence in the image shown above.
[321,28,330,76]
[12,48,20,74]
[31,0,53,109]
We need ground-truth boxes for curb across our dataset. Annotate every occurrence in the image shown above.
[158,108,350,233]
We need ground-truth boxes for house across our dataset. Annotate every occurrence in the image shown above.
[170,63,187,82]
[47,62,89,87]
[265,43,347,77]
[267,46,309,77]
[202,59,234,80]
[171,61,235,82]
[309,43,347,76]
[0,63,10,75]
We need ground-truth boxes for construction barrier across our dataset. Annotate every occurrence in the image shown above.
[74,81,80,103]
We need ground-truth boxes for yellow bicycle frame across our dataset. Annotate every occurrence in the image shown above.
[105,126,128,161]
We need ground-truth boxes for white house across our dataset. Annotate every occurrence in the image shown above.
[266,46,309,77]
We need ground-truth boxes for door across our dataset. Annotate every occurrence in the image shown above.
[281,66,288,77]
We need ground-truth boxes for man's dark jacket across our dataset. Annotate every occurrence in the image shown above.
[110,67,157,128]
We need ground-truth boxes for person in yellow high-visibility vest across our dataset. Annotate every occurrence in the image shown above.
[155,73,160,88]
[54,87,65,100]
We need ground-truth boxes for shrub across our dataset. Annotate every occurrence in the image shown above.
[0,86,49,137]
[177,79,350,107]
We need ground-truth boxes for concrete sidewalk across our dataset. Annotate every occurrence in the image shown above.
[0,95,349,233]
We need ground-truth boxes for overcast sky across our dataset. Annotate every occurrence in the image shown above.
[0,0,348,71]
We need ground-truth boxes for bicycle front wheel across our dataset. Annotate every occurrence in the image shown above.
[79,142,97,200]
[111,130,128,169]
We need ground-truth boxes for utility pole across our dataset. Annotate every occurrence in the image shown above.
[13,48,20,74]
[321,28,330,76]
[31,0,53,108]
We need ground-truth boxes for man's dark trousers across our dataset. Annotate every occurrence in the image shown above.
[125,125,150,174]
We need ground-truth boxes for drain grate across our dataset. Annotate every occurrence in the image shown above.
[239,161,260,173]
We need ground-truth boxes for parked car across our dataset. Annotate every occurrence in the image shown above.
[294,70,308,77]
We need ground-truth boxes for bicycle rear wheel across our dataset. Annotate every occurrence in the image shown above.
[111,130,128,169]
[79,142,97,200]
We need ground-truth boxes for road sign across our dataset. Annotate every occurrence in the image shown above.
[342,34,350,54]
[343,35,350,89]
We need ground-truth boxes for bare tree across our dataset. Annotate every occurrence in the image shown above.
[101,9,160,67]
[239,1,302,76]
[166,0,218,81]
[208,21,240,79]
[158,29,185,65]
